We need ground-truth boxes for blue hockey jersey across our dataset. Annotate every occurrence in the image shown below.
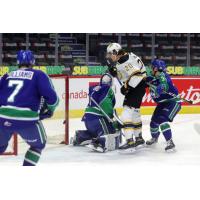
[0,68,59,121]
[83,84,116,121]
[148,72,179,103]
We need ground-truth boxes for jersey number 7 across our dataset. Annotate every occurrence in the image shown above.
[7,80,24,103]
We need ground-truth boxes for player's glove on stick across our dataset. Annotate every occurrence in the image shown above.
[120,85,129,95]
[39,101,54,120]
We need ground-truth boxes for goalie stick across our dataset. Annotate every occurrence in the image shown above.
[90,96,113,123]
[90,96,124,141]
[90,96,123,125]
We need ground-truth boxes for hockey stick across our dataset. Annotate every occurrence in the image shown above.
[90,96,124,144]
[90,96,114,123]
[192,99,200,105]
[146,82,200,105]
[115,76,123,86]
[113,109,124,143]
[90,96,125,126]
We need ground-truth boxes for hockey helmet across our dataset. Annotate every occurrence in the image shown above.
[17,50,35,66]
[151,59,166,72]
[107,43,122,55]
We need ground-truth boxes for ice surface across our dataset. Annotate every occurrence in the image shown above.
[1,114,200,166]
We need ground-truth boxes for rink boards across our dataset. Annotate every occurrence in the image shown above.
[51,75,200,119]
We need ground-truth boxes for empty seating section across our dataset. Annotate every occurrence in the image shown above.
[2,33,91,66]
[1,33,200,66]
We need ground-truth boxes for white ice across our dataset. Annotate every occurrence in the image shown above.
[1,114,200,166]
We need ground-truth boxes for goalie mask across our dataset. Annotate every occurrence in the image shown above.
[100,73,117,93]
[100,73,113,87]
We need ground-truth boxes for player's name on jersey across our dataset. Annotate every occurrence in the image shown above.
[0,66,66,76]
[7,70,34,80]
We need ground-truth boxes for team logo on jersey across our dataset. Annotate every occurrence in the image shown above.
[4,121,12,127]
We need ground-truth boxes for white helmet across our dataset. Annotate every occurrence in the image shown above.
[107,43,122,55]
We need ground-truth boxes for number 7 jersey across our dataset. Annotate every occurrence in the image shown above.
[0,68,59,122]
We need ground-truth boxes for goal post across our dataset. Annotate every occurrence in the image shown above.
[2,134,18,156]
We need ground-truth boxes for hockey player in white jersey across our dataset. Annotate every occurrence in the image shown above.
[106,43,147,152]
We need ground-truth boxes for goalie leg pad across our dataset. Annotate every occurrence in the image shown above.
[73,130,92,146]
[104,132,120,151]
[84,117,115,138]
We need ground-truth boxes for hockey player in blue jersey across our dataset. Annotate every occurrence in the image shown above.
[145,59,181,151]
[0,50,59,165]
[73,73,121,153]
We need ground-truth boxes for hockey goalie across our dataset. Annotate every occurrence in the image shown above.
[106,43,147,152]
[73,73,122,153]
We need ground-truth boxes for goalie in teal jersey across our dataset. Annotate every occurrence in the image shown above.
[73,73,121,153]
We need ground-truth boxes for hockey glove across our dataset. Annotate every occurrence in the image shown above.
[120,85,129,95]
[112,121,124,131]
[39,100,54,120]
[108,66,118,77]
[40,110,53,120]
[106,59,118,77]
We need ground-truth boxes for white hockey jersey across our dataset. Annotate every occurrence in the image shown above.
[116,53,146,88]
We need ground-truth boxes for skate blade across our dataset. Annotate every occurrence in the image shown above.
[118,147,136,154]
[146,143,157,148]
[86,145,105,153]
[165,148,176,153]
[135,144,146,150]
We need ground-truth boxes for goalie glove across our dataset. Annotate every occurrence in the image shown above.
[112,120,124,131]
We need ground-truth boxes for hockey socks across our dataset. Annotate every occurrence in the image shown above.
[160,122,172,141]
[23,148,42,166]
[150,121,160,139]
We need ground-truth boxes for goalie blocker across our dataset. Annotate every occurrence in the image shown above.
[73,73,121,152]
